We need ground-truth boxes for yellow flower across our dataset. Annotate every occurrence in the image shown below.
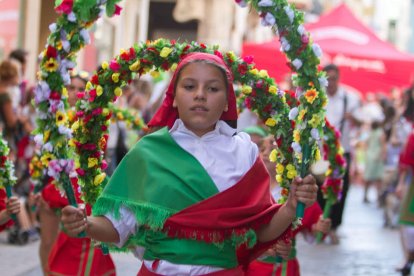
[304,88,319,104]
[96,85,103,96]
[71,121,80,131]
[55,110,67,126]
[102,108,110,116]
[242,85,252,95]
[67,109,75,122]
[129,60,141,72]
[276,174,283,183]
[315,148,321,161]
[309,114,321,128]
[88,157,98,168]
[265,118,277,127]
[41,153,55,166]
[160,47,173,58]
[112,73,120,83]
[43,130,51,143]
[74,159,80,169]
[338,146,344,155]
[287,169,297,179]
[228,51,237,61]
[268,85,277,94]
[276,163,285,174]
[62,87,68,98]
[299,109,307,120]
[286,163,295,171]
[68,139,76,147]
[93,173,106,186]
[150,71,160,78]
[322,98,328,107]
[44,58,59,72]
[56,41,63,50]
[116,112,124,120]
[101,61,109,70]
[269,149,277,163]
[293,129,301,143]
[170,63,178,71]
[85,81,93,91]
[119,48,126,55]
[249,68,259,76]
[325,168,332,177]
[114,87,122,97]
[259,70,269,78]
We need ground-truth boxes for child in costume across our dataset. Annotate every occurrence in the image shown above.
[37,70,116,275]
[246,136,331,276]
[61,52,318,275]
[0,188,20,231]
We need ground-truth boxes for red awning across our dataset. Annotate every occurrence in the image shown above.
[242,4,414,98]
[0,0,19,53]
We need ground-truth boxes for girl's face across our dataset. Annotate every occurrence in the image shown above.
[173,62,228,137]
[66,77,86,107]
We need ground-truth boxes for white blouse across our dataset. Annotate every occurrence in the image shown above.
[106,119,258,275]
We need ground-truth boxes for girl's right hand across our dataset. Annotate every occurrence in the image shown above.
[273,240,292,260]
[6,197,21,216]
[61,205,87,237]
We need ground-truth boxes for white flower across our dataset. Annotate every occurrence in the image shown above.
[284,6,294,23]
[280,37,291,52]
[80,29,90,44]
[297,24,305,36]
[311,128,320,140]
[292,59,303,70]
[33,134,44,146]
[43,142,54,152]
[61,71,71,85]
[258,0,274,7]
[319,76,328,88]
[291,142,302,153]
[67,12,77,22]
[49,23,57,32]
[312,44,323,58]
[62,40,71,53]
[236,0,248,7]
[295,87,303,98]
[261,13,276,26]
[58,125,73,139]
[289,107,299,120]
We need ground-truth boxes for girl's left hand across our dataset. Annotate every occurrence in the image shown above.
[6,197,21,216]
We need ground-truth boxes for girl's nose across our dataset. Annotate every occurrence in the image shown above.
[194,87,206,100]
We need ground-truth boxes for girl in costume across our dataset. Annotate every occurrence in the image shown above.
[246,136,331,276]
[395,86,414,276]
[37,70,116,275]
[61,52,318,275]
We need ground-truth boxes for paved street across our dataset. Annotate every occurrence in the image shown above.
[0,184,404,275]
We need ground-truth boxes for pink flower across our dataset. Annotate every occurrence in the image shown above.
[109,60,121,72]
[76,168,85,176]
[55,0,73,15]
[92,108,103,116]
[243,56,254,64]
[101,160,108,170]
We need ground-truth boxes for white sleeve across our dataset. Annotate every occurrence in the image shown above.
[104,206,139,247]
[238,131,259,164]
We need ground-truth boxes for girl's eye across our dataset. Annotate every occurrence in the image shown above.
[183,85,194,90]
[208,87,219,92]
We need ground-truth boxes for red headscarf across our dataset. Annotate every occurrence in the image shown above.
[147,52,238,129]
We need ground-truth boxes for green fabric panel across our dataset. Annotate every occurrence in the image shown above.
[93,127,219,225]
[138,229,238,268]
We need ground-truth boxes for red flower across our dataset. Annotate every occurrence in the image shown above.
[49,91,61,100]
[82,143,96,151]
[245,98,252,109]
[161,61,170,71]
[76,168,85,176]
[92,108,103,116]
[0,155,6,166]
[114,4,122,16]
[200,43,207,49]
[237,63,248,75]
[77,91,85,99]
[76,111,84,118]
[55,0,73,14]
[263,104,272,113]
[101,125,108,131]
[335,154,345,166]
[214,50,223,59]
[276,137,283,148]
[46,46,57,58]
[91,75,99,85]
[101,160,108,170]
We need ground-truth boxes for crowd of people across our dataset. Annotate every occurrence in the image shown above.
[0,46,413,276]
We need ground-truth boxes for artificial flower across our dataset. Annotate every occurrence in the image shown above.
[305,88,318,104]
[160,47,173,58]
[94,173,106,186]
[44,58,59,72]
[265,118,277,127]
[269,149,277,163]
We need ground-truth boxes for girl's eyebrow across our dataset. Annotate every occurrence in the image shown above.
[180,77,223,83]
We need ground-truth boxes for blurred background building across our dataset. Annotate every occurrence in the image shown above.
[0,0,413,84]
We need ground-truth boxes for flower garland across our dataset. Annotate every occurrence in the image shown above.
[33,0,122,205]
[236,0,328,219]
[0,135,17,190]
[107,103,148,133]
[73,38,291,204]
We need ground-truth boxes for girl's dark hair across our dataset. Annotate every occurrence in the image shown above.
[173,59,237,129]
[0,60,18,83]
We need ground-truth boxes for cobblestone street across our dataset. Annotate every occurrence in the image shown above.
[0,184,403,276]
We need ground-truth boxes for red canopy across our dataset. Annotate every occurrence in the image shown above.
[0,0,19,55]
[242,4,414,98]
